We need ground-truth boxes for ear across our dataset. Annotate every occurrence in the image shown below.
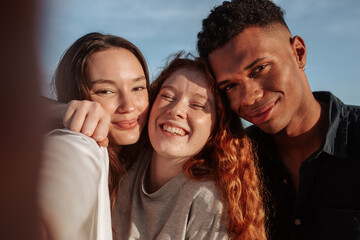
[291,35,306,69]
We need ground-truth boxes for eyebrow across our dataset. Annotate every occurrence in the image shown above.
[90,76,146,85]
[161,85,209,100]
[217,57,267,88]
[193,92,209,101]
[244,57,266,70]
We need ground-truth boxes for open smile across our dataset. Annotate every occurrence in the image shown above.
[160,124,188,136]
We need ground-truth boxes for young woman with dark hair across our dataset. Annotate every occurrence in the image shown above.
[38,32,150,240]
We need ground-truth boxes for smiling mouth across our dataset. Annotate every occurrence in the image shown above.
[161,124,187,136]
[245,100,279,125]
[113,119,138,130]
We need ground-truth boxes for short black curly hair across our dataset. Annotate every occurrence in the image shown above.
[197,0,289,58]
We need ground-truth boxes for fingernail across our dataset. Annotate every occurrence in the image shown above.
[95,135,103,141]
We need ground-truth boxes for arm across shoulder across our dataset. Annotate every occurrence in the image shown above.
[38,129,111,240]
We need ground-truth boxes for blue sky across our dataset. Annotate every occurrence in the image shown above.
[38,0,360,105]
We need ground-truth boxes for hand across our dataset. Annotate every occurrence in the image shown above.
[63,100,110,147]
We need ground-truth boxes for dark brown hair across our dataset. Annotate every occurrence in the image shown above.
[53,32,150,211]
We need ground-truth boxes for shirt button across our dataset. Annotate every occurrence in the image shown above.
[294,219,302,226]
[283,178,288,184]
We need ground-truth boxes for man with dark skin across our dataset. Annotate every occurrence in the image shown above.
[197,0,360,239]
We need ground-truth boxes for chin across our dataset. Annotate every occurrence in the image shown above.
[110,134,140,146]
[154,146,187,159]
[260,123,284,135]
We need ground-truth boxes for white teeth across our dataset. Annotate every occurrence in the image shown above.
[162,124,186,136]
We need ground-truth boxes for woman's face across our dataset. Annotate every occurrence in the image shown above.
[148,67,216,161]
[86,48,149,145]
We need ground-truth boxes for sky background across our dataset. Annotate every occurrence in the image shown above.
[38,0,360,105]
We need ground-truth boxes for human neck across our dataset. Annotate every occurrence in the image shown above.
[272,99,328,192]
[146,151,188,193]
[273,96,327,148]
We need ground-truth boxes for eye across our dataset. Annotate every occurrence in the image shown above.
[190,103,206,110]
[250,64,267,77]
[221,82,238,92]
[132,85,146,92]
[161,94,175,102]
[94,89,114,95]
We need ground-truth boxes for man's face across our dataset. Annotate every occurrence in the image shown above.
[209,26,307,135]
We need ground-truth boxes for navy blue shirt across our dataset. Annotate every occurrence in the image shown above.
[247,92,360,240]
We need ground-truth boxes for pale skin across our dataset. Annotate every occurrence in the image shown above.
[86,48,149,147]
[54,48,149,148]
[209,25,328,192]
[59,67,216,193]
[147,68,216,192]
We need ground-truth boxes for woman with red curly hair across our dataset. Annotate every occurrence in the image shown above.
[111,53,267,239]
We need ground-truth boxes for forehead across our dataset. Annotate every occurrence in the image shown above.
[86,48,145,81]
[162,67,214,99]
[163,68,210,90]
[208,26,290,81]
[89,48,138,65]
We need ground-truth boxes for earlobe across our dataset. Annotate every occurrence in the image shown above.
[291,35,306,69]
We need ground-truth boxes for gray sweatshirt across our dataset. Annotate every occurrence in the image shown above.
[112,146,229,240]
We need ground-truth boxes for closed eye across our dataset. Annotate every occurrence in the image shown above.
[161,94,175,102]
[190,103,205,110]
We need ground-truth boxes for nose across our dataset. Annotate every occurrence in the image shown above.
[116,93,135,113]
[166,99,186,119]
[239,80,263,107]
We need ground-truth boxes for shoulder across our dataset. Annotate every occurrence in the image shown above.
[328,94,360,133]
[45,129,99,147]
[182,179,225,213]
[345,104,360,122]
[344,105,360,146]
[43,129,108,168]
[182,179,228,239]
[45,129,105,153]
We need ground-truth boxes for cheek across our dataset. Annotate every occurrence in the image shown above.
[90,97,117,115]
[148,101,160,135]
[134,93,150,114]
[194,115,213,140]
[229,98,240,113]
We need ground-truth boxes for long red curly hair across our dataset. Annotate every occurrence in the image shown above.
[149,53,267,239]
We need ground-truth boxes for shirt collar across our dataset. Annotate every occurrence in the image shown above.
[252,91,348,159]
[313,91,348,158]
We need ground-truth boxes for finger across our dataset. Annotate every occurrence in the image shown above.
[97,137,109,147]
[80,110,101,137]
[63,100,88,131]
[67,107,88,132]
[91,114,111,142]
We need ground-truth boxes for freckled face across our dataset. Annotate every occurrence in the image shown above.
[148,68,216,161]
[209,26,307,134]
[86,48,149,145]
